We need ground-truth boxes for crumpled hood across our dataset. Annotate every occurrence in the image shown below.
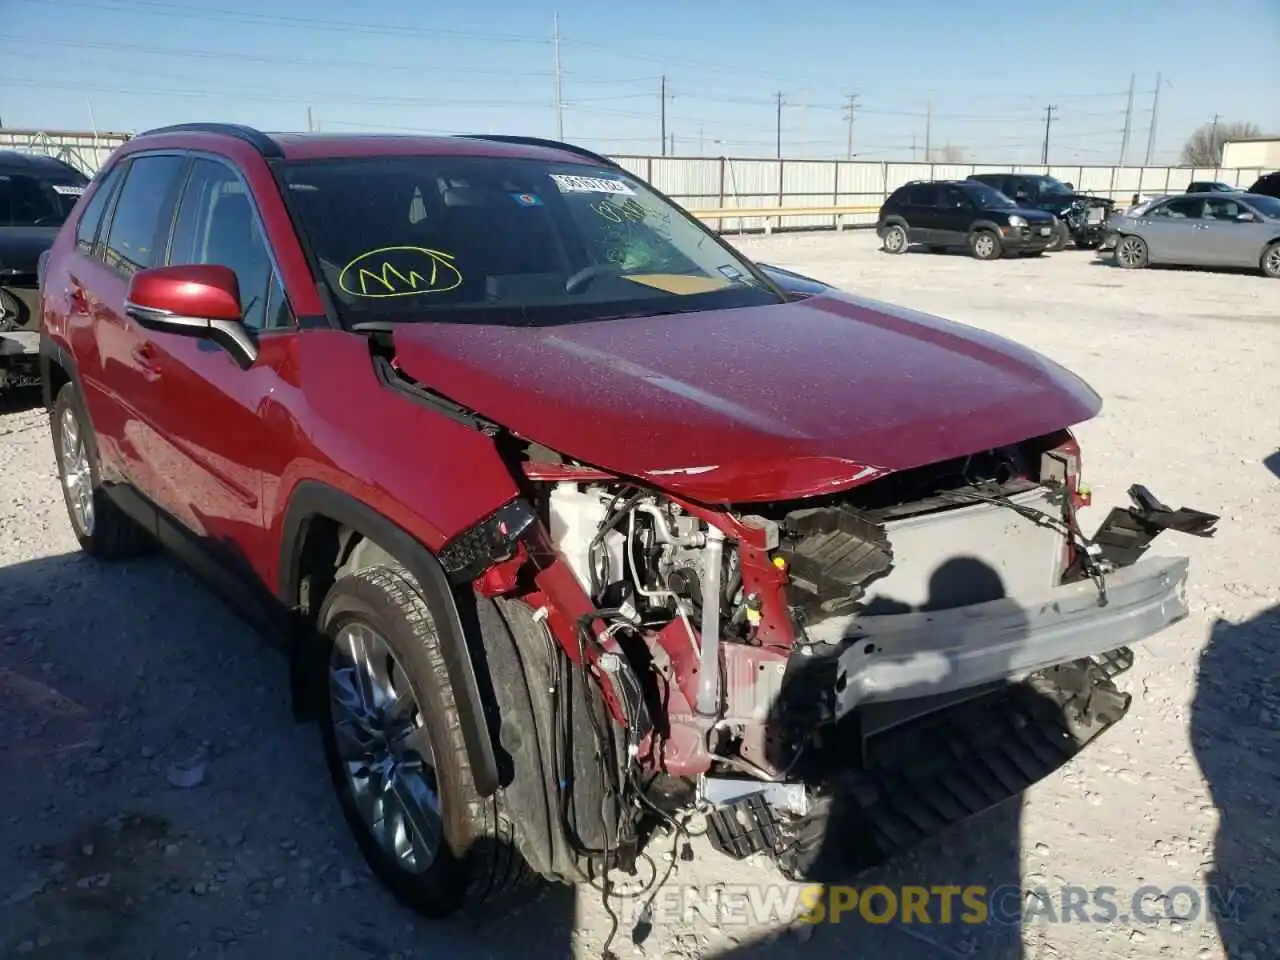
[386,290,1102,502]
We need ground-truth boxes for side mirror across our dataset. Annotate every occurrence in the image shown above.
[1063,182,1075,190]
[124,264,258,368]
[1235,211,1257,222]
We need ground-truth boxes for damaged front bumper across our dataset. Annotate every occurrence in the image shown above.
[824,553,1190,717]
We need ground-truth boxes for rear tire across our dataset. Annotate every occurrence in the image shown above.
[51,381,154,560]
[881,223,908,254]
[1115,234,1149,269]
[969,229,1002,261]
[1261,242,1280,279]
[316,564,532,918]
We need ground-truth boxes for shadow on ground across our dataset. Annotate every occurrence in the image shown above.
[1190,605,1280,959]
[0,548,1160,959]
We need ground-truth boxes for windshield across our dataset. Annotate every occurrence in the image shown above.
[278,156,782,326]
[964,184,1017,209]
[1032,176,1073,198]
[0,172,86,227]
[1247,195,1280,219]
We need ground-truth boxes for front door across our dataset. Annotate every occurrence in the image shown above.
[132,156,297,574]
[1139,196,1206,263]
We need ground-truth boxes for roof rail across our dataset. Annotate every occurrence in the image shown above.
[455,134,619,168]
[137,123,283,159]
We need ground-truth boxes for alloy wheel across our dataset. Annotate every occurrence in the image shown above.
[58,405,94,536]
[1117,236,1145,267]
[328,622,442,874]
[974,234,996,258]
[884,226,906,252]
[1264,246,1280,278]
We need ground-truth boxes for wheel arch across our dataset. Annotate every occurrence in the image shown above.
[279,479,501,797]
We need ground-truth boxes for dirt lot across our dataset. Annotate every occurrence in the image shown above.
[2,233,1277,960]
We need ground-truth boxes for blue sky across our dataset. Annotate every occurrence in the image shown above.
[2,0,1277,164]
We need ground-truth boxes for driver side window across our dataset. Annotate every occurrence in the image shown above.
[168,159,282,330]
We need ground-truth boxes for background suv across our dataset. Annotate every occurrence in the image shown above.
[967,173,1115,251]
[0,150,88,391]
[877,179,1057,259]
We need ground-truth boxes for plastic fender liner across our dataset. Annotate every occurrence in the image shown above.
[278,480,501,797]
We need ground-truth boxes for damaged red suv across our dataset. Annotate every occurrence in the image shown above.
[38,124,1217,918]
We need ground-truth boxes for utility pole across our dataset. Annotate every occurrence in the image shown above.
[1210,112,1221,163]
[843,93,859,159]
[306,105,313,133]
[1118,73,1135,164]
[1143,71,1161,166]
[551,12,564,139]
[660,75,667,156]
[774,91,785,159]
[911,133,917,161]
[924,100,932,161]
[698,125,705,156]
[1041,104,1058,164]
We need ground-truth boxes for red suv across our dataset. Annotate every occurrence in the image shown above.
[38,123,1216,921]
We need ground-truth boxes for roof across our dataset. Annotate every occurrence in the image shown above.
[266,133,598,166]
[0,150,87,178]
[131,125,606,167]
[1222,135,1280,144]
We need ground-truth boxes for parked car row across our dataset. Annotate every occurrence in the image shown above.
[875,172,1280,278]
[1101,191,1280,277]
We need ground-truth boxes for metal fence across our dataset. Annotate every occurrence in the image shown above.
[2,129,1268,234]
[609,156,1270,232]
[0,128,131,175]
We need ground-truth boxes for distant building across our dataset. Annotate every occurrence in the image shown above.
[1222,136,1280,169]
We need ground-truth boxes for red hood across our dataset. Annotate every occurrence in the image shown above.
[387,291,1101,502]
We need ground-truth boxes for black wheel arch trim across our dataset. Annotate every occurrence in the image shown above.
[278,479,501,797]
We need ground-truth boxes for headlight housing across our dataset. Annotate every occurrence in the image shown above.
[1008,215,1027,228]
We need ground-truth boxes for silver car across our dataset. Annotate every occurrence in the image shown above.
[1101,192,1280,278]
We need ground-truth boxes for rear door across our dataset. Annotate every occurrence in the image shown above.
[902,184,944,242]
[66,153,187,494]
[1200,196,1270,266]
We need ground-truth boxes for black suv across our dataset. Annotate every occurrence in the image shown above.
[877,179,1057,260]
[1248,172,1280,198]
[967,173,1114,250]
[0,150,89,391]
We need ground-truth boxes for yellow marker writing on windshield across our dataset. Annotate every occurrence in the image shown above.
[338,246,462,298]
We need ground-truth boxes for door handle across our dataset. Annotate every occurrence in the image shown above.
[131,342,162,381]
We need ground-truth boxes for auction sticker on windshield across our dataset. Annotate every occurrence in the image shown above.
[51,184,85,196]
[550,174,635,196]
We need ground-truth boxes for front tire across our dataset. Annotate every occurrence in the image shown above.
[881,223,908,254]
[969,229,1002,261]
[1261,242,1280,279]
[1046,221,1068,253]
[1115,234,1149,269]
[316,564,531,918]
[51,381,154,559]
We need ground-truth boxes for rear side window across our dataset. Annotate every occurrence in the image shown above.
[103,154,187,276]
[905,184,940,206]
[75,165,124,254]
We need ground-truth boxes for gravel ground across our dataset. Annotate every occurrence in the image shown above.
[2,233,1277,960]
